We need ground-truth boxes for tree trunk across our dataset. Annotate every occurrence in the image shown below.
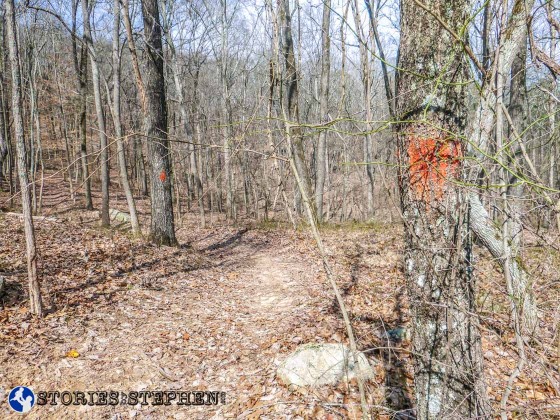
[467,0,538,336]
[81,0,110,227]
[53,55,75,201]
[5,0,43,317]
[0,70,7,189]
[396,0,490,416]
[279,0,315,220]
[507,36,527,249]
[314,0,331,222]
[547,0,558,206]
[72,0,93,210]
[352,0,375,218]
[220,0,235,220]
[0,50,10,194]
[191,68,206,228]
[141,0,177,246]
[163,15,205,227]
[364,0,395,118]
[112,0,140,235]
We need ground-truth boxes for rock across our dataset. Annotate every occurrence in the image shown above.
[0,276,5,297]
[109,208,131,224]
[277,343,374,389]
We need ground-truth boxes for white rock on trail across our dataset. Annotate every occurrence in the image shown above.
[277,343,374,388]
[109,208,131,223]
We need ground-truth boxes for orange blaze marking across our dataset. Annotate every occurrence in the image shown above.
[407,136,462,201]
[159,171,167,182]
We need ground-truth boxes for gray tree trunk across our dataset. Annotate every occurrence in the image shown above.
[191,68,206,228]
[163,14,204,226]
[220,0,234,220]
[6,0,43,316]
[351,0,375,217]
[81,0,110,227]
[0,70,7,188]
[72,0,93,210]
[364,0,395,117]
[547,1,558,199]
[53,57,75,201]
[396,0,490,417]
[507,38,528,249]
[279,0,315,220]
[141,0,177,246]
[112,0,140,235]
[467,0,538,336]
[469,193,538,338]
[314,0,331,222]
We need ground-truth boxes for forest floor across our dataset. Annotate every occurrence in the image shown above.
[1,172,560,419]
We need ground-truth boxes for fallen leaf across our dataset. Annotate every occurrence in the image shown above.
[66,349,80,358]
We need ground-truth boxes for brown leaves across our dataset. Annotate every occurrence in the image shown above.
[1,206,558,419]
[227,271,240,280]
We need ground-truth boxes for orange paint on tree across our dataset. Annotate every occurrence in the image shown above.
[407,136,462,201]
[159,171,167,182]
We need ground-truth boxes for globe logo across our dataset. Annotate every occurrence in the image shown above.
[8,386,35,414]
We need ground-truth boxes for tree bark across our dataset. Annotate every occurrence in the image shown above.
[351,0,375,217]
[467,0,538,336]
[314,0,331,222]
[0,72,10,193]
[112,0,140,235]
[507,35,527,249]
[162,8,204,226]
[141,0,177,246]
[5,0,43,316]
[0,70,7,189]
[396,0,490,416]
[81,0,110,227]
[72,0,93,210]
[220,0,235,220]
[278,0,315,220]
[364,0,395,118]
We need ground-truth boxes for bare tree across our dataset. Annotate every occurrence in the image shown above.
[220,0,235,220]
[161,0,205,227]
[314,0,331,222]
[5,0,43,316]
[141,0,177,246]
[467,0,539,337]
[351,0,375,217]
[278,0,315,220]
[111,0,140,235]
[71,0,93,210]
[0,70,7,188]
[81,0,110,227]
[396,0,490,416]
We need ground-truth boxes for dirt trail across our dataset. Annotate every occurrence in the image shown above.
[0,172,375,419]
[244,254,302,314]
[0,221,335,419]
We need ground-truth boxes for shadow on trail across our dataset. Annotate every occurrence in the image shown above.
[381,285,415,419]
[329,249,415,419]
[202,228,249,252]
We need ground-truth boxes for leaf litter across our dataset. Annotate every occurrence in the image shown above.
[0,184,559,419]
